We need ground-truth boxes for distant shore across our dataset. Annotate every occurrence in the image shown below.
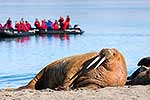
[0,85,150,100]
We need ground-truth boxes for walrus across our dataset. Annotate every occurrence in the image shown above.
[18,48,127,90]
[126,68,150,85]
[126,56,150,85]
[126,57,150,85]
[137,57,150,67]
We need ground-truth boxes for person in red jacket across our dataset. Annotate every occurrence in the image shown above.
[34,18,41,29]
[58,16,64,30]
[15,21,20,31]
[25,21,31,31]
[7,17,13,30]
[63,15,71,30]
[0,22,3,30]
[52,20,59,30]
[19,20,27,32]
[40,19,47,30]
[4,17,13,30]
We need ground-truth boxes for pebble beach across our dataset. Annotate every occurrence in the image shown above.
[0,85,150,100]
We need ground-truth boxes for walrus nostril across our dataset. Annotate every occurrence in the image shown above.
[94,56,106,69]
[86,56,100,69]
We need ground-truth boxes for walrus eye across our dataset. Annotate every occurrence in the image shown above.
[113,53,116,56]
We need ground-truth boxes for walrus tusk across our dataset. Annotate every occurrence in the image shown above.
[94,56,106,69]
[86,56,100,69]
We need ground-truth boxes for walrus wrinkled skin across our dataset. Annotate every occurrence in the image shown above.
[19,48,127,90]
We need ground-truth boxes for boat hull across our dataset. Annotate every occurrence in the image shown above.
[0,30,35,38]
[38,29,84,34]
[0,29,84,38]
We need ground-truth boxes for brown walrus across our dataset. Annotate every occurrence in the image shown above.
[18,48,127,90]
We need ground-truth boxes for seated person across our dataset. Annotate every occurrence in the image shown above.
[18,20,27,32]
[34,18,41,29]
[25,21,31,31]
[63,15,71,30]
[3,17,13,30]
[58,16,64,30]
[46,19,53,30]
[52,20,59,30]
[15,21,20,31]
[0,22,3,30]
[40,20,47,30]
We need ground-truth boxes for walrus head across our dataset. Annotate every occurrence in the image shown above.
[72,48,127,89]
[86,48,118,70]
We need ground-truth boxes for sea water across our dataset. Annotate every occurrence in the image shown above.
[0,0,150,89]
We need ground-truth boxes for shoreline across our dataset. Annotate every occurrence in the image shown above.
[0,85,150,100]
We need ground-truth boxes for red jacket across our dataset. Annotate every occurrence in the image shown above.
[7,22,13,29]
[52,22,59,30]
[34,20,40,28]
[63,16,71,30]
[18,23,27,32]
[0,23,3,30]
[25,22,31,31]
[63,21,69,30]
[7,20,13,29]
[3,22,13,29]
[15,23,20,31]
[41,21,47,30]
[59,16,64,23]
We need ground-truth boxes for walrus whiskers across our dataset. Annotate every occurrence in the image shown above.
[86,56,100,69]
[94,56,106,69]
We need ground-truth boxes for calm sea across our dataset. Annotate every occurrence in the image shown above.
[0,0,150,89]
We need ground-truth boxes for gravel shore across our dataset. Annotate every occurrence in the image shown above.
[0,85,150,100]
